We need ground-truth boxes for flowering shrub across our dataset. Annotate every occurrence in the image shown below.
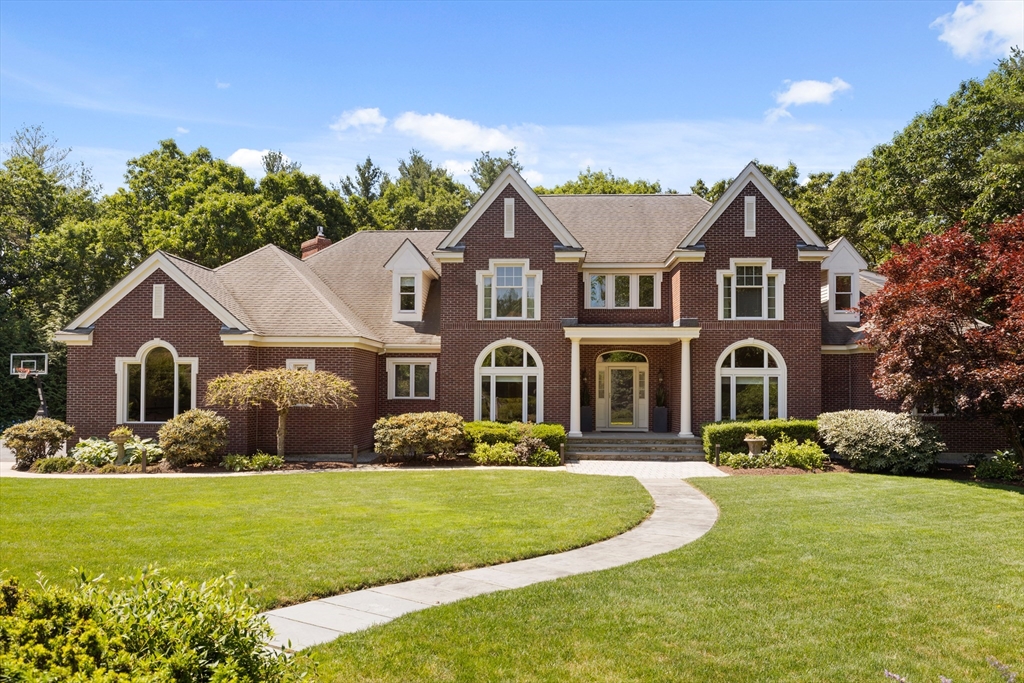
[975,450,1021,481]
[158,409,229,467]
[373,411,467,460]
[1,418,75,470]
[818,410,944,474]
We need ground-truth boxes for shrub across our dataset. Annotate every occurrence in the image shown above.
[470,441,518,465]
[464,420,519,446]
[158,409,229,467]
[764,434,828,470]
[702,419,818,460]
[71,437,118,466]
[0,569,304,682]
[222,452,286,472]
[529,448,560,467]
[1,418,75,470]
[30,456,76,473]
[818,410,945,475]
[976,450,1021,481]
[530,423,567,452]
[373,411,467,460]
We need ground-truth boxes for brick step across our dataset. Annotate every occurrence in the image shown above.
[568,438,703,446]
[568,446,705,456]
[566,452,707,462]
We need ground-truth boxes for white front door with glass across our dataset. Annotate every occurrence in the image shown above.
[595,352,649,431]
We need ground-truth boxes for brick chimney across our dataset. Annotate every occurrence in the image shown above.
[301,226,332,259]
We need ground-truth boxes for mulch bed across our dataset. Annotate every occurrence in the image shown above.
[717,463,853,476]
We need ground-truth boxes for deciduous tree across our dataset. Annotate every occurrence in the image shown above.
[536,168,672,195]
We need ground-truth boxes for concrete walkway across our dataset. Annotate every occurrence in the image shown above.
[263,477,719,651]
[567,459,726,479]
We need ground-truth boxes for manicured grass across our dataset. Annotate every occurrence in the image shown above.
[0,470,652,609]
[308,474,1023,682]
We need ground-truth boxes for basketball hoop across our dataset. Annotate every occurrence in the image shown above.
[15,367,32,380]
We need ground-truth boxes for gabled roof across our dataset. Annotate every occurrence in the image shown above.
[678,161,826,248]
[540,194,711,264]
[437,165,583,251]
[822,237,869,272]
[384,238,438,277]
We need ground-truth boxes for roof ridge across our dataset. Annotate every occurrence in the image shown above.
[271,248,379,341]
[538,193,701,198]
[161,251,215,272]
[214,243,281,271]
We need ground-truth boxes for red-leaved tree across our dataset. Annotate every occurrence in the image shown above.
[861,213,1024,462]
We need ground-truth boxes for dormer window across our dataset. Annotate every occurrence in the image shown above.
[478,259,541,320]
[399,276,416,312]
[834,274,853,311]
[385,239,436,323]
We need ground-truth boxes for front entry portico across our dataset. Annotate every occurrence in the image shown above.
[565,324,701,438]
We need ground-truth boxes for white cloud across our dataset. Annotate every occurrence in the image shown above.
[766,77,851,122]
[215,80,230,89]
[442,159,474,179]
[521,169,544,186]
[393,112,518,152]
[226,148,292,176]
[176,126,189,134]
[932,0,1024,60]
[330,107,388,133]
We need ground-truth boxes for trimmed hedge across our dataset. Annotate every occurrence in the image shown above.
[464,421,567,452]
[818,410,944,475]
[702,419,818,460]
[373,411,467,460]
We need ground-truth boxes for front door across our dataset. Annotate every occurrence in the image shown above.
[596,363,648,431]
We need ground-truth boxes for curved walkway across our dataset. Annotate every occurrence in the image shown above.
[263,477,719,651]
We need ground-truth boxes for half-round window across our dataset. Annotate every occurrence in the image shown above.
[717,343,785,421]
[600,351,647,363]
[477,343,542,423]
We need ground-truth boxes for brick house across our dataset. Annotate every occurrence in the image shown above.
[54,163,995,456]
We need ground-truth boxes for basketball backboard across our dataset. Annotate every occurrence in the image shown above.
[10,353,48,376]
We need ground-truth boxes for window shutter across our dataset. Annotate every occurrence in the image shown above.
[152,284,165,319]
[744,196,756,237]
[504,198,515,238]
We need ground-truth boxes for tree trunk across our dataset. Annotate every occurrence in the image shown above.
[277,408,288,458]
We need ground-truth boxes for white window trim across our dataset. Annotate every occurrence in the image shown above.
[716,258,785,321]
[473,339,544,422]
[392,272,422,322]
[152,284,165,319]
[286,358,316,371]
[583,272,662,309]
[744,196,756,237]
[476,259,542,321]
[386,357,437,400]
[504,197,515,238]
[115,339,198,424]
[828,271,860,322]
[714,339,787,421]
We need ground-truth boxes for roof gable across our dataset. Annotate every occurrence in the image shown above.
[678,162,826,248]
[437,166,582,250]
[821,237,868,272]
[385,238,437,277]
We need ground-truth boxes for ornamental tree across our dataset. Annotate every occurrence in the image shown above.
[205,368,357,458]
[860,213,1024,462]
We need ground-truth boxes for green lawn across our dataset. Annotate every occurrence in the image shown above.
[0,470,652,609]
[307,474,1023,682]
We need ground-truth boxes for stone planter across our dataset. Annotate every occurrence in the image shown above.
[581,406,594,433]
[653,406,669,433]
[110,433,128,465]
[744,437,767,456]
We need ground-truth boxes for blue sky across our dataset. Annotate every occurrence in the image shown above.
[1,0,1021,193]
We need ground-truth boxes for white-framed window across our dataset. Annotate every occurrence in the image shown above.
[717,259,785,320]
[477,259,542,320]
[715,340,787,421]
[585,273,660,309]
[834,274,853,312]
[387,358,437,400]
[286,359,315,371]
[392,272,423,321]
[116,339,198,424]
[474,340,543,422]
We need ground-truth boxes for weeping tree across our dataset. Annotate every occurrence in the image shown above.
[205,368,357,457]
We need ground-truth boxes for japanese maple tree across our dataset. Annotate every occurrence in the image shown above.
[861,213,1024,462]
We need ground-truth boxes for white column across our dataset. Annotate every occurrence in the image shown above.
[679,338,693,437]
[569,337,582,437]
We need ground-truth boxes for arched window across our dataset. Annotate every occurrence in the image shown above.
[716,341,786,421]
[119,341,197,423]
[475,341,543,423]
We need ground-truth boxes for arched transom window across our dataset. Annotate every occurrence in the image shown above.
[717,342,786,421]
[118,341,198,423]
[476,342,543,423]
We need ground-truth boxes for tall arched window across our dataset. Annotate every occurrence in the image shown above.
[716,341,786,421]
[119,341,197,423]
[475,341,543,423]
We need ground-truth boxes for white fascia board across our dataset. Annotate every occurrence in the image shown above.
[555,251,587,263]
[432,250,464,263]
[820,237,868,271]
[798,251,832,262]
[65,252,247,332]
[53,330,93,346]
[219,334,383,352]
[438,166,582,250]
[679,162,826,248]
[382,344,442,354]
[385,239,438,278]
[582,262,667,270]
[665,250,707,265]
[821,344,875,354]
[564,326,701,343]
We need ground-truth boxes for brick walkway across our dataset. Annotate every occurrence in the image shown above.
[565,459,727,479]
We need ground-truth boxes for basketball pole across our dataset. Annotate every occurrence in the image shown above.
[32,373,49,418]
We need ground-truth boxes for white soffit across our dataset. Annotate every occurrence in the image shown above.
[678,162,826,248]
[437,165,583,250]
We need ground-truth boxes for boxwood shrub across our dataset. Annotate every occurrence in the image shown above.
[701,418,818,460]
[817,410,944,474]
[158,409,229,467]
[373,411,467,459]
[464,421,567,452]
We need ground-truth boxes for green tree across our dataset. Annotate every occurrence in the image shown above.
[471,148,522,193]
[363,150,475,232]
[536,168,672,195]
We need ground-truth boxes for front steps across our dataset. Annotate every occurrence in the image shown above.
[566,434,706,461]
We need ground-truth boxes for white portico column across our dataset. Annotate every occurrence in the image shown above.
[679,338,694,437]
[569,336,582,437]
